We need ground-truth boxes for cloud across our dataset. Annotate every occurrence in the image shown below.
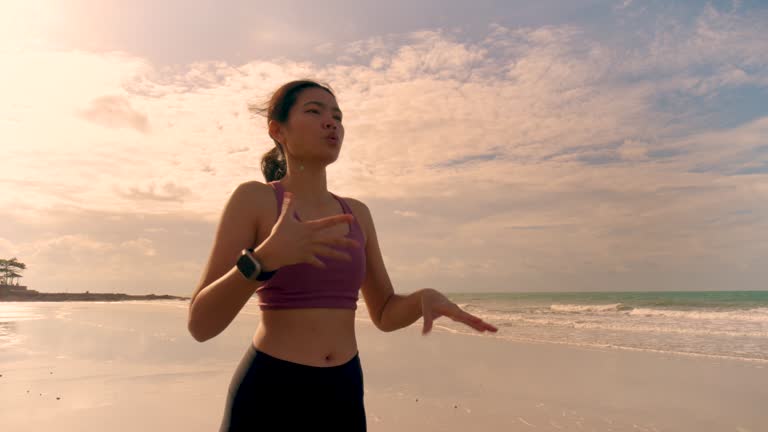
[115,180,193,202]
[431,152,502,168]
[3,3,768,294]
[393,210,420,218]
[616,0,633,10]
[619,3,768,91]
[77,95,150,133]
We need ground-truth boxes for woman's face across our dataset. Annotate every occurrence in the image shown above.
[273,87,345,166]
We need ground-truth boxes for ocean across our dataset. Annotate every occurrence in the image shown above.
[3,293,766,432]
[2,290,767,364]
[441,291,768,362]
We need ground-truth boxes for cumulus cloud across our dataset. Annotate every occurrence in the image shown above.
[3,3,768,294]
[115,180,193,202]
[78,95,150,133]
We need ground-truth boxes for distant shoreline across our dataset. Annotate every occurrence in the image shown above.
[0,292,189,302]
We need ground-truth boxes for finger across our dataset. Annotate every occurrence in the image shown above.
[282,191,294,213]
[281,192,302,222]
[464,313,483,323]
[307,255,327,269]
[315,234,361,249]
[454,311,491,330]
[444,307,474,322]
[463,316,498,332]
[461,319,489,332]
[310,214,354,230]
[422,308,433,335]
[341,238,362,249]
[313,245,352,261]
[442,304,498,333]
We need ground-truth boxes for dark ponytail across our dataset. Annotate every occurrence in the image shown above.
[249,79,335,182]
[261,145,286,184]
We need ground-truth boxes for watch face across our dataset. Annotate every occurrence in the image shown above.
[237,253,256,277]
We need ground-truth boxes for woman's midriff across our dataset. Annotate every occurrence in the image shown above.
[251,307,359,368]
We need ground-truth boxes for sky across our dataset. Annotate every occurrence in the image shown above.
[1,0,767,295]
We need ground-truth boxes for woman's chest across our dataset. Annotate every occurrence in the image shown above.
[254,194,366,247]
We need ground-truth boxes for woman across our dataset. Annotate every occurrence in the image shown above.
[187,80,499,431]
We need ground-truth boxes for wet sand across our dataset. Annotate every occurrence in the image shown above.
[1,301,766,431]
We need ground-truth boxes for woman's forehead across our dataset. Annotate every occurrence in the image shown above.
[298,88,338,106]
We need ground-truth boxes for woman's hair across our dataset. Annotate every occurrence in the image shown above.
[249,80,336,182]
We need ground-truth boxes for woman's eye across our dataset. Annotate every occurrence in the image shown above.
[306,109,341,122]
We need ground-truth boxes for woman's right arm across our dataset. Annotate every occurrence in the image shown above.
[187,182,359,342]
[187,182,277,342]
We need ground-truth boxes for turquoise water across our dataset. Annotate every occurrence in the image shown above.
[447,290,768,310]
[2,291,767,363]
[440,291,768,362]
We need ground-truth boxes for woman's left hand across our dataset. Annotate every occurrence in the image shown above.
[420,289,499,335]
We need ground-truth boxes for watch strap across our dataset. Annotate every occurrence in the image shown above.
[246,248,277,281]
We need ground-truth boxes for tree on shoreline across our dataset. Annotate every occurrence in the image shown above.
[0,258,26,286]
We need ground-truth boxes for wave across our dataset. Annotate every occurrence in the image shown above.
[483,314,768,338]
[628,307,768,323]
[569,319,766,338]
[550,303,633,313]
[547,304,768,323]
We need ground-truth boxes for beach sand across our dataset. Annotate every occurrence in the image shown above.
[1,301,766,431]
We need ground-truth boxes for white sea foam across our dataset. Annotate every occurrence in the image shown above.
[445,300,768,362]
[628,307,768,323]
[472,313,768,338]
[571,319,767,338]
[550,303,631,313]
[432,322,768,364]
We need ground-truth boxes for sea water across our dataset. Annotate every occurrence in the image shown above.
[442,291,768,362]
[2,291,767,364]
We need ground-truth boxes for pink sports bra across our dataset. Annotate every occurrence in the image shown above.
[254,180,367,310]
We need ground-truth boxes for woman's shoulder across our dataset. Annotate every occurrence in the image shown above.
[239,180,275,198]
[338,196,372,242]
[341,196,367,214]
[231,180,277,220]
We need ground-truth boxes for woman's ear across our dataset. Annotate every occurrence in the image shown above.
[268,119,284,145]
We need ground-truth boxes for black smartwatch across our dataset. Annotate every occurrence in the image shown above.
[236,248,277,281]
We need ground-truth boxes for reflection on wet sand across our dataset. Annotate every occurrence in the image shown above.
[0,320,19,346]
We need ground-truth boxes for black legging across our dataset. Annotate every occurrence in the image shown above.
[219,343,367,431]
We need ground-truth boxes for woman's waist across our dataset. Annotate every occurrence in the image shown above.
[252,314,358,367]
[257,309,356,341]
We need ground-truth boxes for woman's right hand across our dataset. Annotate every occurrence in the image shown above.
[260,191,361,269]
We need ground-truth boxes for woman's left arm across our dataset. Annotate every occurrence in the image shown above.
[380,288,499,335]
[349,198,498,335]
[419,288,499,335]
